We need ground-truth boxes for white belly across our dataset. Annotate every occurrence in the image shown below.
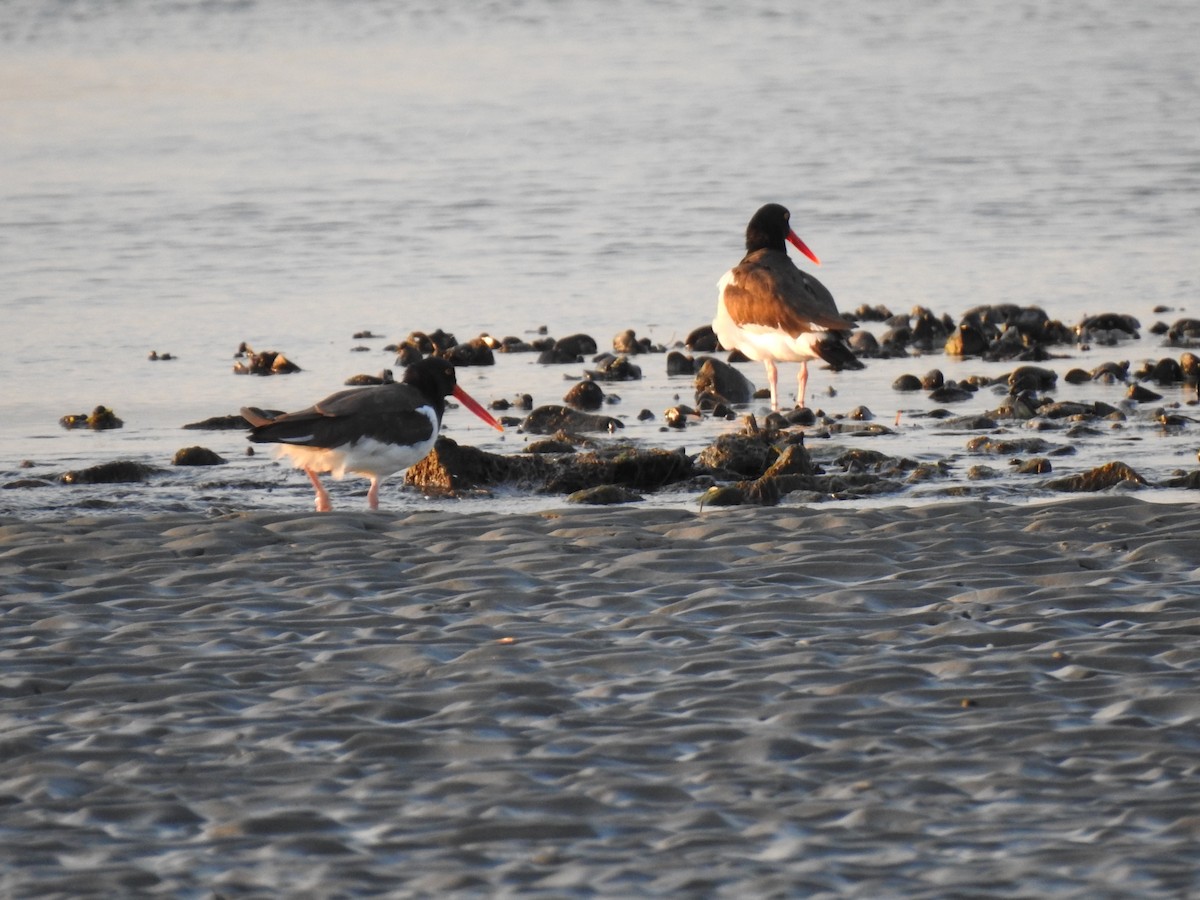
[713,297,825,363]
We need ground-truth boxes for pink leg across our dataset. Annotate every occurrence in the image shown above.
[763,359,780,411]
[305,468,332,512]
[797,361,809,409]
[366,477,380,511]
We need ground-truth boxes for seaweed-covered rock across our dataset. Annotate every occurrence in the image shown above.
[1077,314,1140,344]
[685,325,719,352]
[1166,318,1200,346]
[568,485,644,505]
[61,460,157,484]
[761,443,814,478]
[542,446,694,494]
[1163,471,1200,489]
[522,405,623,434]
[404,437,521,491]
[1045,461,1147,492]
[666,351,696,376]
[60,406,124,430]
[345,370,394,386]
[563,380,605,411]
[587,355,642,382]
[966,436,1055,455]
[172,446,227,466]
[233,344,301,375]
[441,337,495,366]
[695,432,776,478]
[694,357,755,405]
[1008,365,1057,393]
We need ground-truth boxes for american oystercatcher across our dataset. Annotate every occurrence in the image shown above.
[242,356,503,511]
[713,203,861,409]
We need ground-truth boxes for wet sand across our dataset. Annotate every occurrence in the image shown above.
[2,495,1199,897]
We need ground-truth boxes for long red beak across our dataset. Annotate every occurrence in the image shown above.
[452,384,504,431]
[787,230,821,266]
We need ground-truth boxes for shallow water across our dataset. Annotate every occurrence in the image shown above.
[2,0,1198,516]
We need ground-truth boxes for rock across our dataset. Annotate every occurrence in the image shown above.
[613,329,654,354]
[1163,471,1200,489]
[1013,458,1052,475]
[698,485,746,507]
[663,406,697,429]
[848,330,881,358]
[779,407,818,427]
[1045,461,1148,492]
[441,337,495,366]
[563,380,605,410]
[892,374,922,392]
[172,446,226,466]
[345,370,394,386]
[1182,352,1200,386]
[1077,313,1140,344]
[60,406,124,430]
[555,333,598,357]
[1063,368,1091,385]
[1008,365,1057,393]
[233,344,301,375]
[666,351,696,376]
[1126,384,1163,402]
[404,437,518,491]
[854,304,893,322]
[587,355,642,381]
[928,382,973,403]
[1036,401,1096,420]
[393,342,424,366]
[1147,357,1184,385]
[61,460,157,484]
[525,439,576,454]
[1166,318,1200,346]
[3,478,55,490]
[686,325,719,352]
[921,370,945,390]
[522,405,624,434]
[539,446,694,494]
[1090,360,1129,383]
[695,432,775,478]
[404,329,457,354]
[966,436,1054,455]
[761,443,814,478]
[568,485,644,505]
[694,357,755,405]
[945,323,988,356]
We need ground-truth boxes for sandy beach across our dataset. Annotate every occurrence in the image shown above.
[2,495,1199,897]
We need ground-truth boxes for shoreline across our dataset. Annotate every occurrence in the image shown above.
[3,495,1199,895]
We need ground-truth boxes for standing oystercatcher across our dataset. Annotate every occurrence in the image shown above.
[713,203,861,409]
[242,356,502,511]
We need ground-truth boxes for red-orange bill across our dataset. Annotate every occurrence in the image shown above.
[453,385,504,431]
[787,230,821,266]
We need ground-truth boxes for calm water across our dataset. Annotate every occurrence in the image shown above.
[2,0,1198,514]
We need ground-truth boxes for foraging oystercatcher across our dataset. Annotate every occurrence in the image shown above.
[713,203,861,409]
[241,356,502,511]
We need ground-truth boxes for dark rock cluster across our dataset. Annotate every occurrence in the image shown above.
[233,343,301,375]
[59,406,124,431]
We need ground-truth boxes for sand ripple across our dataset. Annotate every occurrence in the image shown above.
[1,496,1199,897]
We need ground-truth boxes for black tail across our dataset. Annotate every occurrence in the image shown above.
[815,333,864,371]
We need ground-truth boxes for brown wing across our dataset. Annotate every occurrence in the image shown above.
[723,249,850,334]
